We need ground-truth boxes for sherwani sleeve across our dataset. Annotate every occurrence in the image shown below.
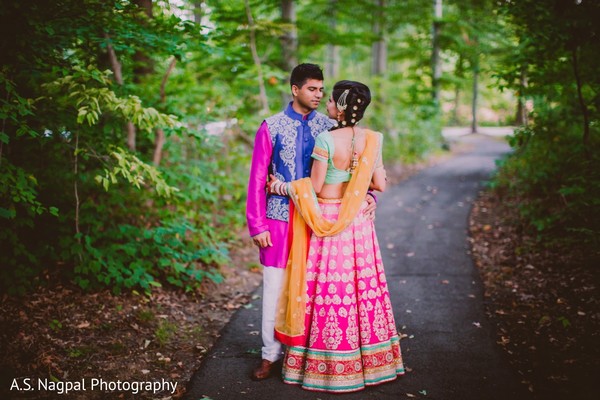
[246,121,272,237]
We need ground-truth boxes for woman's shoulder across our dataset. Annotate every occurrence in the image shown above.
[316,130,334,143]
[315,131,334,150]
[329,127,353,137]
[361,128,383,141]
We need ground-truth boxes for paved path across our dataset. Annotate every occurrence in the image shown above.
[184,133,531,400]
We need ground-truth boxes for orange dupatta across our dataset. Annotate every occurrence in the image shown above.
[274,130,382,346]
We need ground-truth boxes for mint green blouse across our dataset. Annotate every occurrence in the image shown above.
[311,131,352,184]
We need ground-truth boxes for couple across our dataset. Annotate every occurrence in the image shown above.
[246,63,404,393]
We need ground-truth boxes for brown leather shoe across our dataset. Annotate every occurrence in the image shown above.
[251,359,275,381]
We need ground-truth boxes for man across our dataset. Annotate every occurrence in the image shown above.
[246,63,376,380]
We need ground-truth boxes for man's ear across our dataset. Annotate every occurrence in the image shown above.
[291,84,299,97]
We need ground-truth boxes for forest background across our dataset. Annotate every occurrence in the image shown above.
[1,1,599,399]
[0,0,598,306]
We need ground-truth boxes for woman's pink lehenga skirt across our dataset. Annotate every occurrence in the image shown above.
[282,199,405,393]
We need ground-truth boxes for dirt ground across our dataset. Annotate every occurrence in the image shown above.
[2,139,597,399]
[0,241,263,399]
[0,150,451,400]
[469,191,600,400]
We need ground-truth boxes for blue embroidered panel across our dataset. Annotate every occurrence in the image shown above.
[264,104,335,222]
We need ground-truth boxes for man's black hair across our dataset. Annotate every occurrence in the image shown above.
[290,63,324,89]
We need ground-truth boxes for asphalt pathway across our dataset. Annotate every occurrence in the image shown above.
[184,133,531,400]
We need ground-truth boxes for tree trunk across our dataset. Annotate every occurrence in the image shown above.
[280,0,297,72]
[245,0,270,115]
[326,44,339,79]
[431,0,443,104]
[371,0,386,76]
[133,0,154,77]
[452,54,463,125]
[193,1,204,25]
[453,85,460,125]
[279,0,298,106]
[471,56,479,134]
[126,123,136,151]
[105,32,137,151]
[515,66,528,126]
[571,46,591,160]
[325,0,339,79]
[105,34,123,85]
[128,0,155,151]
[152,57,177,166]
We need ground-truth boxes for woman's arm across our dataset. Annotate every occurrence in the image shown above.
[370,166,387,192]
[369,134,386,192]
[310,159,328,195]
[266,158,327,197]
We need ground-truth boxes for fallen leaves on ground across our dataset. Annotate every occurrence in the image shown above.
[469,190,600,400]
[0,242,262,400]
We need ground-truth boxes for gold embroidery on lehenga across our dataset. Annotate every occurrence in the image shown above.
[323,307,343,349]
[373,299,388,341]
[346,306,359,348]
[359,302,371,343]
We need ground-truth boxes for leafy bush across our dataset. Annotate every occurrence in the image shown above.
[494,107,600,245]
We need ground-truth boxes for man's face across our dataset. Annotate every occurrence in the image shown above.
[326,95,339,120]
[292,79,324,114]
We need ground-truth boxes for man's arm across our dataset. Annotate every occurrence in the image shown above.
[246,122,272,238]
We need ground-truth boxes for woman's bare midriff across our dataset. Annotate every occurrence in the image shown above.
[317,182,348,200]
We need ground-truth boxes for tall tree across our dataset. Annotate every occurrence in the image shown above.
[371,0,387,76]
[325,0,339,79]
[128,0,155,151]
[280,0,298,72]
[245,0,270,115]
[470,41,479,133]
[514,66,528,126]
[193,0,204,25]
[431,0,443,104]
[153,57,177,166]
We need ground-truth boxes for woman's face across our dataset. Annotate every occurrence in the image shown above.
[326,95,340,120]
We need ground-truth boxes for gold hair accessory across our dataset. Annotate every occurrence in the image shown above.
[336,89,349,112]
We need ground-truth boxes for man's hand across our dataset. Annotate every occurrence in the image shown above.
[364,194,377,221]
[252,231,273,248]
[266,174,278,194]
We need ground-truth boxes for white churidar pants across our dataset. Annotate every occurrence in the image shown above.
[261,266,284,362]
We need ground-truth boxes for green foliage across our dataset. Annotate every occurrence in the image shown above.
[42,66,181,131]
[494,114,600,243]
[73,220,226,294]
[95,145,178,197]
[49,319,63,332]
[0,0,241,295]
[491,0,600,246]
[1,0,523,295]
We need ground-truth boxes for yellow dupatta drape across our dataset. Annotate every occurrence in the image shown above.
[274,130,383,346]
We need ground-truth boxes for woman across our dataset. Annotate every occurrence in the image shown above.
[269,80,405,393]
